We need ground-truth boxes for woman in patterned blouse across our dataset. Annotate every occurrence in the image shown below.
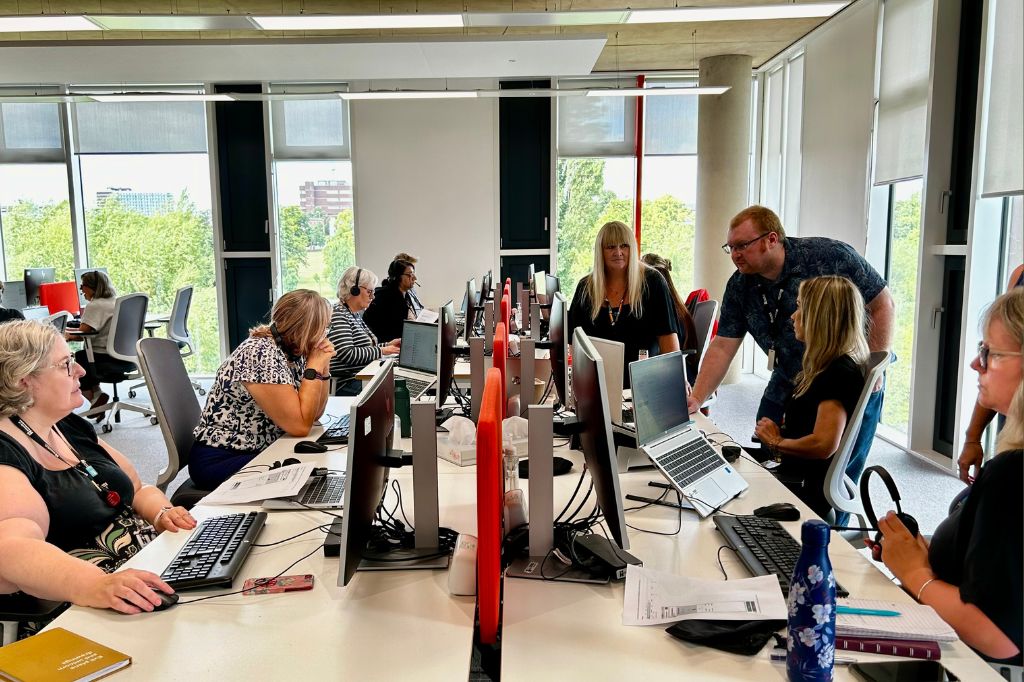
[190,290,335,489]
[327,266,400,396]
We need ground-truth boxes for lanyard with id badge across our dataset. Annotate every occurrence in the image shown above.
[760,285,785,371]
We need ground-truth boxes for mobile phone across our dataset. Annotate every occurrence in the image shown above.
[850,661,959,682]
[242,574,315,595]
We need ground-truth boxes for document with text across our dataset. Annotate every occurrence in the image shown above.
[623,565,787,626]
[202,463,315,505]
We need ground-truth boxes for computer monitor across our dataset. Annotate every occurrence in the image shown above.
[534,270,547,298]
[74,267,108,307]
[436,300,457,409]
[527,263,536,299]
[545,274,560,298]
[548,291,570,407]
[23,268,55,307]
[481,270,493,301]
[589,336,625,425]
[337,361,396,587]
[2,281,27,310]
[21,306,51,321]
[572,329,630,551]
[464,278,478,343]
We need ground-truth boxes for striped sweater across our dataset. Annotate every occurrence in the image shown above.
[327,303,383,383]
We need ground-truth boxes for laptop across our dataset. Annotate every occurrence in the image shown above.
[262,472,346,510]
[395,320,438,399]
[629,351,748,517]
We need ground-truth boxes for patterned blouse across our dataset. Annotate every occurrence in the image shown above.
[193,335,304,453]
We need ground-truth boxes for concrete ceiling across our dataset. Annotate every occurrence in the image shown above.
[0,0,832,72]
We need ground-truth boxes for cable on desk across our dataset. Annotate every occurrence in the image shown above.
[554,466,589,523]
[252,522,339,547]
[716,545,738,580]
[624,488,686,537]
[623,486,672,512]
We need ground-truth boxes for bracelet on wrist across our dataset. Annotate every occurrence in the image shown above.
[152,506,172,527]
[916,577,938,601]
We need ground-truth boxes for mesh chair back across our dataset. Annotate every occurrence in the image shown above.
[106,294,148,363]
[137,337,202,491]
[44,311,71,334]
[692,299,719,372]
[167,285,195,352]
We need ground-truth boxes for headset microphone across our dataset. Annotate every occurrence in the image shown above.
[860,465,919,560]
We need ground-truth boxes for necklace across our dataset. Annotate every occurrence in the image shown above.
[604,294,626,326]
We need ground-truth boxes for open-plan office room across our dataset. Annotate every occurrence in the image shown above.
[0,0,1020,679]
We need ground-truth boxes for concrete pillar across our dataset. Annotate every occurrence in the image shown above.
[695,54,752,384]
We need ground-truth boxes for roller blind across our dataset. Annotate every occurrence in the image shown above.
[270,84,350,159]
[873,0,934,185]
[980,0,1024,197]
[643,79,697,156]
[557,78,636,157]
[74,100,207,154]
[0,89,65,162]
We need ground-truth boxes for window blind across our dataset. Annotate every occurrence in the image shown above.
[980,0,1023,197]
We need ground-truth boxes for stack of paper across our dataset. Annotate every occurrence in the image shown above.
[836,598,957,642]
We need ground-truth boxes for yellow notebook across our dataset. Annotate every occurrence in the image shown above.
[0,628,131,682]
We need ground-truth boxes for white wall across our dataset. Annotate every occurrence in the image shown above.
[798,0,879,253]
[350,91,498,309]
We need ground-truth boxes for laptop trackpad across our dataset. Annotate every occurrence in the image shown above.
[692,478,725,505]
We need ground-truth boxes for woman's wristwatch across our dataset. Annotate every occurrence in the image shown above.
[303,368,331,381]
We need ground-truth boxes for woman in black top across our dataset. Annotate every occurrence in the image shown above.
[873,289,1022,664]
[363,259,420,342]
[0,281,25,324]
[641,253,699,381]
[754,276,868,519]
[0,321,196,614]
[568,221,679,385]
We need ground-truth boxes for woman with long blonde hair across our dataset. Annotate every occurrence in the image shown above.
[754,275,868,518]
[567,221,679,384]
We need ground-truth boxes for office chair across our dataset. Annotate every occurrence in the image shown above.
[136,337,210,509]
[0,594,67,646]
[79,293,157,434]
[128,285,205,399]
[691,299,719,407]
[43,310,71,334]
[822,351,891,537]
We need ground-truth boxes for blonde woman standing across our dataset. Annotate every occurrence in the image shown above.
[754,275,869,519]
[567,221,679,386]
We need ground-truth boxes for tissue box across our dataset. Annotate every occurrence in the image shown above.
[439,436,476,467]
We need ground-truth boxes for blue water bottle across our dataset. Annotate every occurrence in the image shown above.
[786,519,837,682]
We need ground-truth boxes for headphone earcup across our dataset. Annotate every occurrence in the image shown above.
[350,267,363,298]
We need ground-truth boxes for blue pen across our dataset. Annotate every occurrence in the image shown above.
[836,605,901,617]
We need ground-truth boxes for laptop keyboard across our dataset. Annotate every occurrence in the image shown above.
[656,437,722,489]
[402,376,434,397]
[300,474,346,505]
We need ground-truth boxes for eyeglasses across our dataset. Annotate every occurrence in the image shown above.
[47,356,77,377]
[976,342,1022,371]
[361,287,375,297]
[402,272,416,279]
[721,232,771,255]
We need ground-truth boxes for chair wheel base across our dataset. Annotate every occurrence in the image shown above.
[102,424,112,433]
[128,390,137,398]
[150,417,159,425]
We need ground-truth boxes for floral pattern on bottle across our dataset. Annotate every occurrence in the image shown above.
[786,519,837,681]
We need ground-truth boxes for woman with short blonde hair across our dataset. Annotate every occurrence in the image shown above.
[190,289,335,488]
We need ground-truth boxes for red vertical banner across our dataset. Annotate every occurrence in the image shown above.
[633,74,645,248]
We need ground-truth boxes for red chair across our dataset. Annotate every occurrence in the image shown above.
[476,368,504,646]
[39,281,80,316]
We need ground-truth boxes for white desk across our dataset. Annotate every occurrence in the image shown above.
[500,418,1000,681]
[46,398,478,681]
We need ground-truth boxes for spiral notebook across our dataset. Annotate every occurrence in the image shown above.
[835,598,957,642]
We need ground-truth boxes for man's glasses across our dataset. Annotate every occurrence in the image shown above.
[721,232,771,255]
[976,342,1022,370]
[48,356,77,377]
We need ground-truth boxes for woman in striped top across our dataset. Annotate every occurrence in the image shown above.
[328,266,401,396]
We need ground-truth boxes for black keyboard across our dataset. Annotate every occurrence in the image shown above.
[713,514,849,597]
[317,414,350,445]
[655,438,722,489]
[160,512,267,591]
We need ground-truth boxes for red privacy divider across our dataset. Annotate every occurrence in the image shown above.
[493,322,507,416]
[476,367,504,646]
[499,295,510,333]
[39,281,80,316]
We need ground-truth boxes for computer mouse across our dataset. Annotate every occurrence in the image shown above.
[293,441,327,454]
[152,591,179,612]
[753,502,801,521]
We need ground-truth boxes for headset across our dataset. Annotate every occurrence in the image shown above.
[388,259,412,284]
[859,465,919,557]
[349,267,364,298]
[270,322,302,364]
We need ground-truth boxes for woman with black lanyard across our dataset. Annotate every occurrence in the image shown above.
[0,321,195,616]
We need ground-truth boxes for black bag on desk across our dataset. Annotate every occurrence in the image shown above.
[665,619,786,656]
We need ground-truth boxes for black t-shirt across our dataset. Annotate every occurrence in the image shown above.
[928,449,1022,664]
[0,307,24,324]
[567,267,679,385]
[775,355,864,518]
[0,413,136,553]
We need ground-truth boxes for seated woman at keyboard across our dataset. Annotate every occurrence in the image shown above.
[190,289,335,488]
[327,266,400,396]
[568,221,680,385]
[0,321,195,615]
[753,276,867,519]
[872,289,1022,664]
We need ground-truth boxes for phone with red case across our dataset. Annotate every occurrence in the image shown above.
[242,574,314,595]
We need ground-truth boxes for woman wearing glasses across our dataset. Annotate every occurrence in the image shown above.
[68,270,124,415]
[0,321,195,616]
[363,258,421,343]
[190,289,335,488]
[567,221,679,386]
[873,288,1022,664]
[327,267,400,397]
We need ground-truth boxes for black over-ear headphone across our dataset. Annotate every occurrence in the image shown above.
[860,465,919,557]
[270,322,302,364]
[350,268,364,298]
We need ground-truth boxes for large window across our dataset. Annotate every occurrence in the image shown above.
[0,164,73,282]
[73,97,218,374]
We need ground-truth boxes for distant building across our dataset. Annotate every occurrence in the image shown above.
[96,188,174,216]
[299,180,353,218]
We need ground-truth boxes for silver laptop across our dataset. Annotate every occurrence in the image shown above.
[395,320,438,399]
[262,473,346,510]
[630,351,748,517]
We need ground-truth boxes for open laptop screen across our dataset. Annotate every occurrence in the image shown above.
[398,320,437,374]
[630,351,691,447]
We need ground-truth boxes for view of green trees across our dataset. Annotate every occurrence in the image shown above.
[278,206,355,299]
[556,158,696,303]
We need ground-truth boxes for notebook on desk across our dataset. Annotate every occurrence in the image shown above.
[630,351,748,517]
[836,599,957,642]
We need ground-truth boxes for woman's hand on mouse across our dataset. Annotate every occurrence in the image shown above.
[77,569,174,614]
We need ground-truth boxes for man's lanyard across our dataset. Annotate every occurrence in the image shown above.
[760,285,786,347]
